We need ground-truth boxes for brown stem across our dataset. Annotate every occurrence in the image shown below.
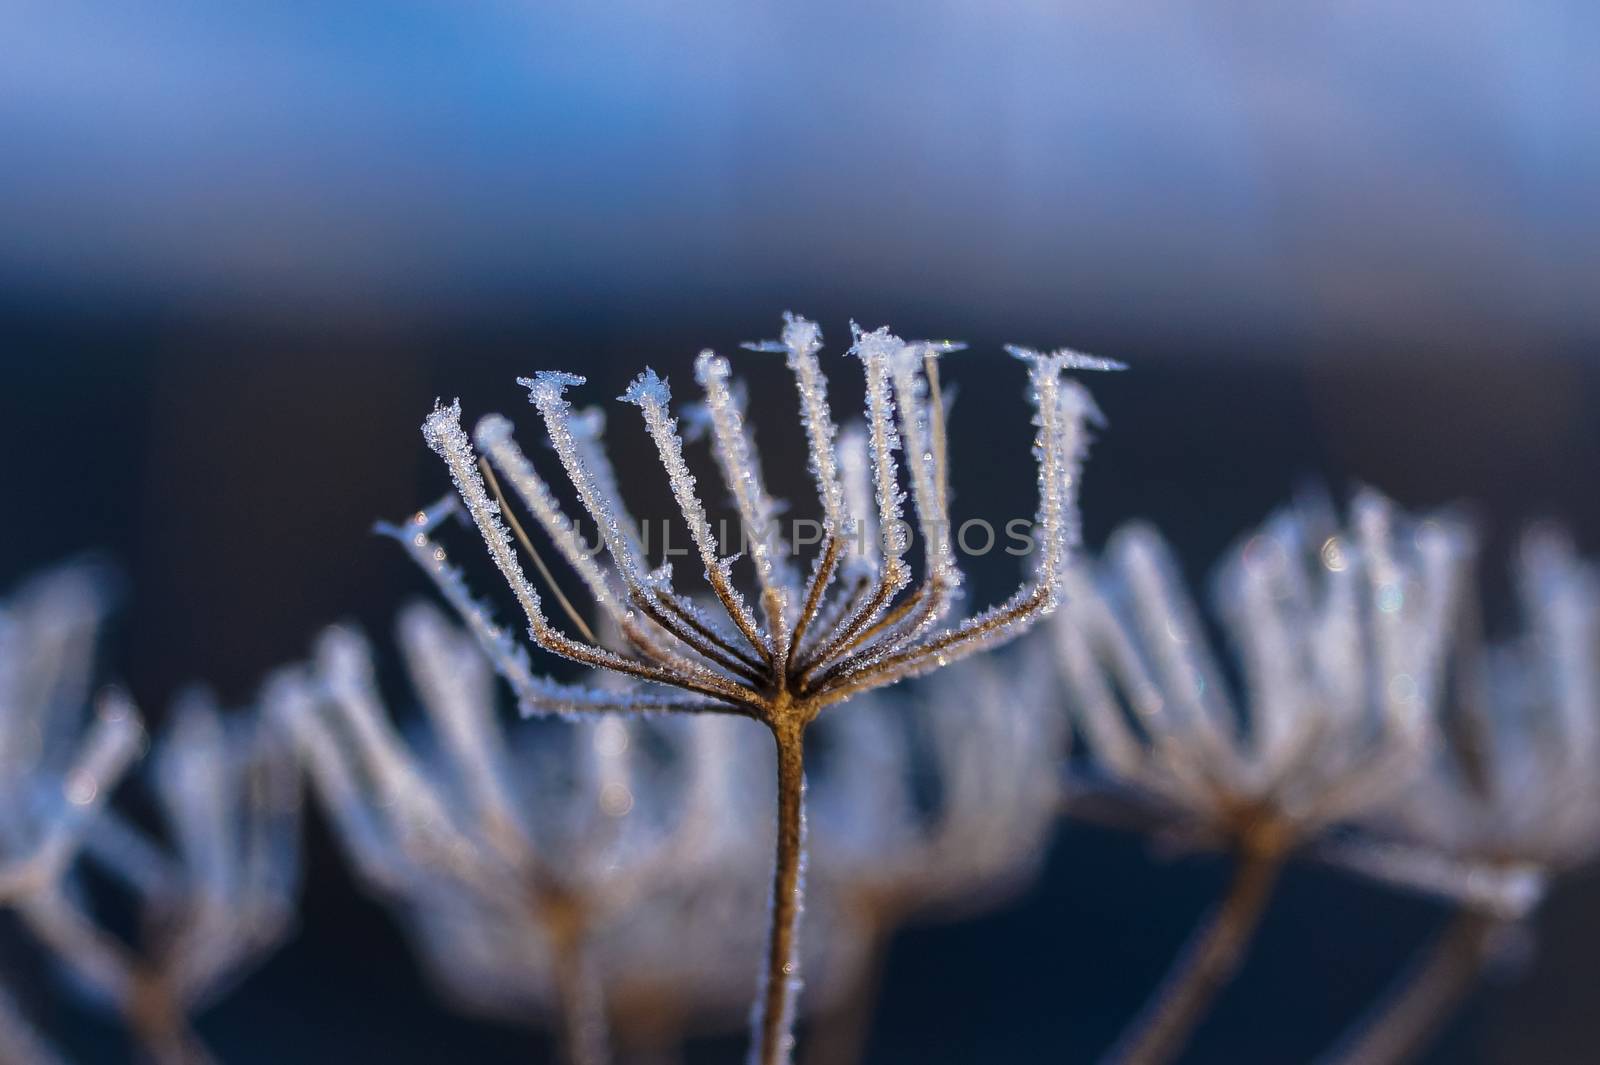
[805,580,950,693]
[796,579,899,681]
[754,721,808,1065]
[547,901,611,1065]
[1105,841,1286,1065]
[1320,910,1502,1065]
[126,970,213,1065]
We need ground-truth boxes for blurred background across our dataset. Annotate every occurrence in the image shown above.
[3,2,1598,1061]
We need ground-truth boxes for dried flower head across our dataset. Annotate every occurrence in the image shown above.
[1324,528,1600,921]
[405,313,1113,1063]
[1052,490,1469,1065]
[1310,530,1599,1065]
[1055,490,1467,853]
[20,683,300,1065]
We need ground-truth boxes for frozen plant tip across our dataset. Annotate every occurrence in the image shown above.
[409,313,1115,1064]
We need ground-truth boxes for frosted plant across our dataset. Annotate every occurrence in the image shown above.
[0,564,145,1062]
[17,685,301,1065]
[1051,491,1468,1065]
[1317,529,1600,1065]
[280,604,751,1065]
[802,644,1066,1065]
[412,313,1112,1064]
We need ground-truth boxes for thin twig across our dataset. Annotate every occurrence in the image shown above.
[787,536,844,671]
[480,457,599,645]
[1103,840,1286,1065]
[1318,909,1503,1065]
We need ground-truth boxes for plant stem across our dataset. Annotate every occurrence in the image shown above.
[1320,909,1501,1065]
[126,970,213,1065]
[548,903,610,1065]
[754,721,807,1065]
[1105,841,1285,1065]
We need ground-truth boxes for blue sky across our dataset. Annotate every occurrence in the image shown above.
[2,1,1595,341]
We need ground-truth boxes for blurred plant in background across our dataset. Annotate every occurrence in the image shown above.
[277,597,1070,1065]
[0,565,144,1062]
[1317,530,1600,1065]
[1052,492,1600,1065]
[277,607,766,1065]
[1052,492,1467,1064]
[804,644,1064,1065]
[0,566,303,1064]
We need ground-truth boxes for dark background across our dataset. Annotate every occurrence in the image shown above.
[3,3,1598,1061]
